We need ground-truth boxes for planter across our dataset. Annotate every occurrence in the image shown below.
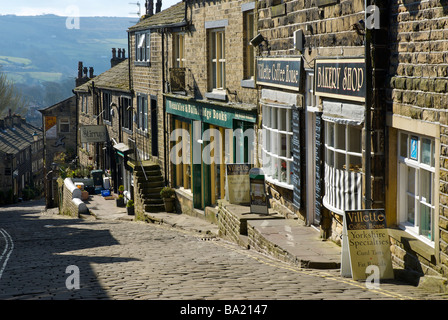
[163,197,175,213]
[126,206,134,215]
[116,198,125,207]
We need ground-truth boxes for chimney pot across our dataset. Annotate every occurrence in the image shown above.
[156,0,162,13]
[89,67,94,78]
[78,61,83,79]
[83,67,88,77]
[146,0,154,16]
[112,48,117,59]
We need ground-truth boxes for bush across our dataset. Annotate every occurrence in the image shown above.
[160,186,175,198]
[126,199,134,207]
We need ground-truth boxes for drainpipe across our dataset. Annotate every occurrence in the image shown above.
[364,0,372,209]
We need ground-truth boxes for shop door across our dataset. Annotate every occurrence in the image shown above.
[306,110,317,226]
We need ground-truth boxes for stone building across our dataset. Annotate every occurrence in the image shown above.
[159,0,258,215]
[39,96,77,207]
[73,49,133,195]
[0,111,44,203]
[386,0,448,279]
[255,0,387,240]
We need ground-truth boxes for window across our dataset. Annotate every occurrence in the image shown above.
[137,94,148,132]
[136,31,151,63]
[103,92,112,123]
[209,29,226,90]
[121,97,133,131]
[323,120,362,213]
[243,10,255,80]
[174,33,185,68]
[81,95,88,113]
[398,131,435,244]
[59,118,70,133]
[262,104,293,188]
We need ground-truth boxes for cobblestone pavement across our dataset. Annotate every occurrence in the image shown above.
[0,200,447,303]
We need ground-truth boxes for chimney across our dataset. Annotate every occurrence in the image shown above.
[122,48,126,59]
[78,61,83,79]
[156,0,162,13]
[112,48,117,59]
[89,67,94,78]
[83,67,88,78]
[146,0,154,17]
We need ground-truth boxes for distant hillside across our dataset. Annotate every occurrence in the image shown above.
[0,14,136,126]
[0,14,135,85]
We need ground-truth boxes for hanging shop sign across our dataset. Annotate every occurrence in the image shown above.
[256,57,302,91]
[341,209,394,281]
[227,164,251,205]
[45,116,57,139]
[80,125,108,143]
[315,58,366,102]
[166,97,256,129]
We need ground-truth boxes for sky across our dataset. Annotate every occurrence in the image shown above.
[0,0,180,17]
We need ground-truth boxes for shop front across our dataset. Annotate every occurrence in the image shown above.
[166,95,257,209]
[256,57,304,219]
[314,57,367,239]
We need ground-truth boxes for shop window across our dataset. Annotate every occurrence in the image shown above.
[398,131,435,245]
[262,104,293,188]
[323,120,362,213]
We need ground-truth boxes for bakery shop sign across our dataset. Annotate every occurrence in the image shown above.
[315,58,366,102]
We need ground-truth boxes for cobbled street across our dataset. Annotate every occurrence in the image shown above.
[1,200,447,303]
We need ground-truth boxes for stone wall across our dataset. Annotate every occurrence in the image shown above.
[129,30,167,181]
[387,0,448,277]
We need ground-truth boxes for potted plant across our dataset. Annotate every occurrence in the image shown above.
[116,185,125,207]
[116,194,125,207]
[160,186,175,213]
[126,199,134,215]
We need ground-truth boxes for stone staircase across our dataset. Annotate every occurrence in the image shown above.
[133,161,165,214]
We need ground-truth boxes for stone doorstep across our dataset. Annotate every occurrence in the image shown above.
[248,219,342,270]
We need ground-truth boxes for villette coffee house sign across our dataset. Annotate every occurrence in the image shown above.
[314,58,366,103]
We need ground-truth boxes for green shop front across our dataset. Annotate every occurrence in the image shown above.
[166,96,257,209]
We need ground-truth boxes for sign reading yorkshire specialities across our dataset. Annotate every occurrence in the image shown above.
[80,125,108,143]
[256,57,302,91]
[315,58,366,102]
[342,209,394,281]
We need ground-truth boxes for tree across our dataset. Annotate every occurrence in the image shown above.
[0,71,27,117]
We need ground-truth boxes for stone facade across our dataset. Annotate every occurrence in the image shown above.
[386,0,448,278]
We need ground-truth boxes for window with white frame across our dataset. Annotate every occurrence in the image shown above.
[103,92,112,123]
[81,95,88,113]
[121,96,133,131]
[261,104,293,188]
[137,94,148,132]
[243,10,255,80]
[136,31,151,63]
[209,29,226,90]
[398,131,435,244]
[59,118,70,133]
[323,119,362,213]
[173,33,185,68]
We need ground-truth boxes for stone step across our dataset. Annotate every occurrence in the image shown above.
[143,198,164,205]
[138,186,163,195]
[144,204,165,213]
[135,169,161,177]
[137,176,164,185]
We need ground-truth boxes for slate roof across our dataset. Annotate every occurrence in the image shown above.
[0,120,42,155]
[128,1,186,32]
[74,59,130,93]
